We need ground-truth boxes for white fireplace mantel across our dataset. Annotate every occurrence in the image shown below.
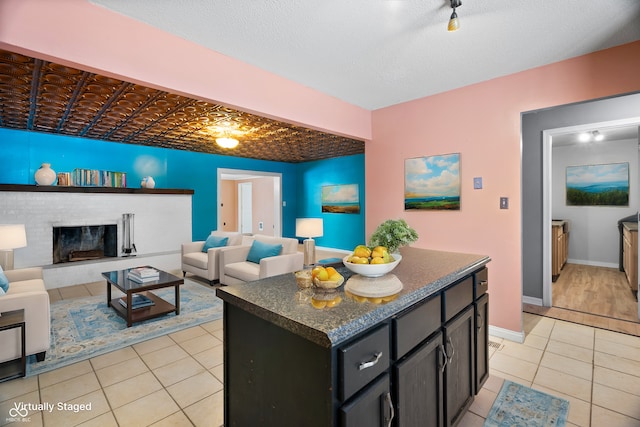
[0,185,193,288]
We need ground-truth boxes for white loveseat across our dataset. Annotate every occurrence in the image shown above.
[0,267,50,363]
[181,231,244,285]
[219,235,303,286]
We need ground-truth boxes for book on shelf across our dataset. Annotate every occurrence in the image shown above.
[118,294,154,309]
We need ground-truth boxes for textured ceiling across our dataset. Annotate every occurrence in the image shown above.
[93,0,640,110]
[0,49,364,163]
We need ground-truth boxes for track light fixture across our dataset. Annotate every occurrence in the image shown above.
[448,0,462,32]
[578,130,605,143]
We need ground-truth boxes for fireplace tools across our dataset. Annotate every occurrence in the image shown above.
[122,213,137,256]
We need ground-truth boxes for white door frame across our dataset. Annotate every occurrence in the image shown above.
[541,117,640,307]
[217,168,283,236]
[239,182,253,234]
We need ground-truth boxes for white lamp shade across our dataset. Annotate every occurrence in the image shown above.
[296,218,323,238]
[0,224,27,250]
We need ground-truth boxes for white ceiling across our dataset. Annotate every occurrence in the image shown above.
[92,0,640,110]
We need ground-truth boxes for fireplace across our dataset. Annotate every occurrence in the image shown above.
[52,225,118,264]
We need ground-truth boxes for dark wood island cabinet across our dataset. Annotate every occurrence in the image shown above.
[216,247,490,427]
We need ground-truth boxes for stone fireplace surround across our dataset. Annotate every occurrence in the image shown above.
[0,185,193,288]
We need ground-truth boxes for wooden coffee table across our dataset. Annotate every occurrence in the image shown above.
[102,266,184,327]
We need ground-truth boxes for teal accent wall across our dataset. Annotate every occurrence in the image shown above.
[296,154,365,251]
[0,128,365,248]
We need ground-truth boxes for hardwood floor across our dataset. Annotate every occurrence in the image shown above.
[553,263,638,321]
[523,263,640,337]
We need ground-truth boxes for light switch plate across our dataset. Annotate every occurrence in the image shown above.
[473,177,483,189]
[500,197,509,209]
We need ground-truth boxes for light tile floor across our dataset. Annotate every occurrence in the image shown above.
[2,280,640,426]
[460,313,640,427]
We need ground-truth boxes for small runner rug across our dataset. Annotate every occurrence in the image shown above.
[26,280,223,377]
[484,380,570,427]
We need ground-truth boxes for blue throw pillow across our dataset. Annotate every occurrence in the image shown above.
[0,265,9,293]
[246,240,283,264]
[202,235,229,252]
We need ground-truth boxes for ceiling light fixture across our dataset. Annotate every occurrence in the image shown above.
[592,130,604,141]
[448,0,462,32]
[578,132,591,142]
[216,137,239,149]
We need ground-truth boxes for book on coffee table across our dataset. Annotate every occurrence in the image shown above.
[127,272,159,283]
[129,267,159,278]
[118,294,155,309]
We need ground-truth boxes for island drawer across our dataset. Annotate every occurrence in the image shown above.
[443,276,473,322]
[475,268,488,298]
[339,323,390,401]
[393,294,441,359]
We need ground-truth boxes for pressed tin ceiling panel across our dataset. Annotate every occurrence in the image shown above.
[0,49,364,163]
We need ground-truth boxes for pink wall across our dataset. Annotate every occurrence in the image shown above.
[0,0,371,141]
[369,41,640,333]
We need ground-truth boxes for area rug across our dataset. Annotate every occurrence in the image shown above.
[484,380,570,427]
[27,280,223,377]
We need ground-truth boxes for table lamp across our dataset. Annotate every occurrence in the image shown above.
[296,218,323,267]
[0,224,27,270]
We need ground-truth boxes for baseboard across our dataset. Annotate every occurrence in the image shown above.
[567,258,618,269]
[489,325,525,343]
[522,296,543,306]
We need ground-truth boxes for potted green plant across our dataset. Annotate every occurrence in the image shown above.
[368,219,419,254]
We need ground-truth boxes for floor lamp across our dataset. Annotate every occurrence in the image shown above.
[296,218,323,268]
[0,224,27,270]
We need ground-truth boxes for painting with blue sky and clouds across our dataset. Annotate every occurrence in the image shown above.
[404,153,460,210]
[566,162,629,206]
[322,183,360,214]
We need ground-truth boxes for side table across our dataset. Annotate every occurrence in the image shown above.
[0,309,26,382]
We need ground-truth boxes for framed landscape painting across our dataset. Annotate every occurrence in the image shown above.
[566,162,629,206]
[322,184,360,214]
[405,153,460,210]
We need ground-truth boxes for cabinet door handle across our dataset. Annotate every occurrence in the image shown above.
[446,337,455,363]
[477,312,483,331]
[479,280,488,286]
[358,352,383,370]
[384,392,395,427]
[439,344,448,373]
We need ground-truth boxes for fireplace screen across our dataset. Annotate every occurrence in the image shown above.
[52,225,117,264]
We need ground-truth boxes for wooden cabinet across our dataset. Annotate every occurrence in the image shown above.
[394,332,444,427]
[219,256,490,427]
[474,267,489,394]
[443,306,475,427]
[622,222,637,292]
[552,220,569,281]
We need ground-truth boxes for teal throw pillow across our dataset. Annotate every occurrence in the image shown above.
[202,235,229,252]
[246,240,283,264]
[0,265,9,293]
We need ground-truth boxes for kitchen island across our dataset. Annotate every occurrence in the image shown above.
[216,246,490,427]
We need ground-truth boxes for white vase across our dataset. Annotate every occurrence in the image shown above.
[141,176,155,189]
[35,163,56,185]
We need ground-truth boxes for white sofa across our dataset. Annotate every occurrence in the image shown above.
[181,231,244,285]
[219,235,304,286]
[0,267,50,363]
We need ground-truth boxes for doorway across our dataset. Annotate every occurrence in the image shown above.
[217,168,283,236]
[539,119,640,327]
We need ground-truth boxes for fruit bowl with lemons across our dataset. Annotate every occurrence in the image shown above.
[342,245,402,278]
[311,265,344,289]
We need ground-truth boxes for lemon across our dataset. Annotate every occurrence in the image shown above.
[311,299,327,309]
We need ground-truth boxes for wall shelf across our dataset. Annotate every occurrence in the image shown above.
[0,184,193,195]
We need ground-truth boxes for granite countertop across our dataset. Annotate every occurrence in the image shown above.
[623,222,638,232]
[216,246,490,348]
